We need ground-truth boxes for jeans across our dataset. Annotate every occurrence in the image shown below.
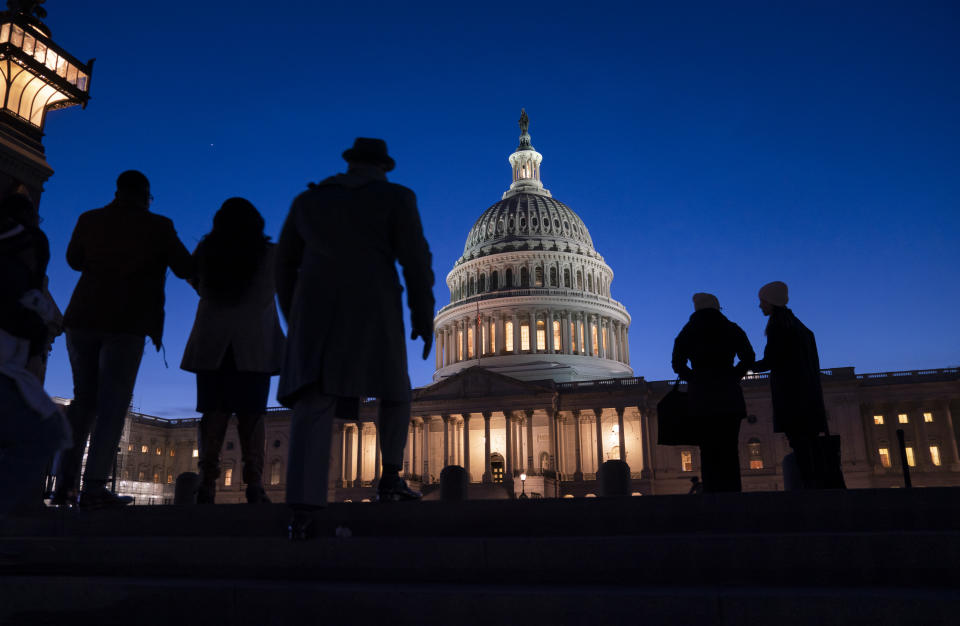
[0,376,68,515]
[286,386,410,507]
[56,328,144,491]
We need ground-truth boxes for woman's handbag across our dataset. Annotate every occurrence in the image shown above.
[656,380,699,446]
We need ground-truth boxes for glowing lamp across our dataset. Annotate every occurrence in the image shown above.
[0,13,92,129]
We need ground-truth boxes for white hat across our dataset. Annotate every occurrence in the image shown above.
[693,292,720,311]
[758,281,789,307]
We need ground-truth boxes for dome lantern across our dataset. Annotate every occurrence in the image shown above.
[504,108,550,200]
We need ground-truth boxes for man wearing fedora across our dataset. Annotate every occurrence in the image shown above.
[276,138,435,539]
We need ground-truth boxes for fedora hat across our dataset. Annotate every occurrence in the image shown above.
[342,137,395,172]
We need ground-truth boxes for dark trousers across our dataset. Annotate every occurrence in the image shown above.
[286,386,410,507]
[56,328,144,492]
[786,431,821,489]
[197,411,265,487]
[698,416,743,493]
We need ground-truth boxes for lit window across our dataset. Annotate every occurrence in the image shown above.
[873,415,884,425]
[224,468,233,486]
[588,274,594,292]
[270,461,282,485]
[467,327,474,359]
[878,448,891,468]
[552,320,561,351]
[520,323,530,351]
[166,474,173,484]
[563,268,571,287]
[141,445,148,454]
[549,267,558,287]
[905,447,916,467]
[169,449,175,457]
[591,324,599,356]
[457,330,463,360]
[192,448,198,458]
[898,413,909,424]
[923,412,934,423]
[138,470,145,481]
[747,438,763,470]
[155,447,162,456]
[570,322,576,351]
[536,320,546,351]
[535,266,544,287]
[602,327,608,355]
[930,445,942,467]
[152,473,159,483]
[490,321,496,353]
[127,444,133,452]
[681,450,693,472]
[505,321,514,352]
[578,323,585,353]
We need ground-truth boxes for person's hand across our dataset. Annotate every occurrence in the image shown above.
[411,312,433,360]
[411,328,433,360]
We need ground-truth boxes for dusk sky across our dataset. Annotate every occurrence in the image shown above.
[33,1,959,417]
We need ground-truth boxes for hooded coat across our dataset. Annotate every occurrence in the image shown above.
[275,170,434,407]
[671,308,755,419]
[754,307,828,434]
[63,201,193,348]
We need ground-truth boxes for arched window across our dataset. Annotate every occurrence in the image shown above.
[576,271,583,289]
[747,438,763,470]
[536,319,546,350]
[552,320,561,351]
[270,460,282,485]
[549,267,558,287]
[478,273,486,292]
[505,268,513,288]
[520,267,529,287]
[490,271,499,290]
[534,266,544,287]
[490,453,505,483]
[563,268,571,288]
[467,276,475,296]
[224,467,233,487]
[505,321,514,352]
[587,273,594,292]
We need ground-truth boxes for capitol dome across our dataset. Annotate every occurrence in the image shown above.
[433,111,632,383]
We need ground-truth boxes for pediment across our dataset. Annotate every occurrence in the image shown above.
[413,366,553,402]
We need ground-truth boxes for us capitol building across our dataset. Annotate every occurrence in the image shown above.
[97,113,960,504]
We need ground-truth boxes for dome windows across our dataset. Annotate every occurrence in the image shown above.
[534,266,544,287]
[519,217,526,229]
[520,267,529,287]
[549,267,558,287]
[554,218,560,230]
[563,268,571,288]
[505,268,513,287]
[531,217,539,229]
[508,217,515,231]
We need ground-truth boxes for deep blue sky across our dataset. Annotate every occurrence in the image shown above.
[34,1,959,417]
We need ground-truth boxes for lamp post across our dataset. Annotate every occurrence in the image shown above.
[519,472,528,499]
[0,1,93,207]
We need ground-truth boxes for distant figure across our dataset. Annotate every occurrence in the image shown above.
[277,138,435,539]
[0,194,71,515]
[753,281,831,489]
[180,198,285,504]
[54,171,193,508]
[688,476,703,495]
[672,293,755,493]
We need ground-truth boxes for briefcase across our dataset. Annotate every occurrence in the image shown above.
[812,430,846,489]
[656,380,699,446]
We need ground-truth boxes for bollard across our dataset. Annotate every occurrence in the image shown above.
[599,460,631,497]
[439,465,469,501]
[174,471,200,505]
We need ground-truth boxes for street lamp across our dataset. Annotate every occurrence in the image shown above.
[0,2,94,203]
[519,472,528,499]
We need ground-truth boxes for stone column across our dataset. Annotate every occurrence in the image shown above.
[355,422,364,486]
[504,412,515,493]
[463,414,472,482]
[941,399,960,471]
[526,409,535,473]
[573,410,583,481]
[422,417,431,483]
[442,415,451,467]
[594,408,605,471]
[530,311,538,353]
[640,406,655,480]
[624,325,630,365]
[496,312,505,355]
[338,424,347,486]
[616,407,627,462]
[511,312,520,352]
[483,412,493,483]
[548,408,559,477]
[563,311,572,354]
[461,319,468,361]
[546,311,555,353]
[600,319,608,359]
[410,421,419,480]
[435,331,441,368]
[374,425,381,480]
[912,404,929,470]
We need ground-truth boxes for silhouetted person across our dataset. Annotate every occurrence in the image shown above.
[0,195,70,515]
[753,281,830,489]
[180,198,285,504]
[672,293,754,493]
[688,476,703,494]
[277,138,434,539]
[53,171,193,508]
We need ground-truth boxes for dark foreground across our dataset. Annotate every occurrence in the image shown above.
[1,488,959,625]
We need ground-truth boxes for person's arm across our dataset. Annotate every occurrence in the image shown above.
[65,216,85,272]
[671,331,693,381]
[753,324,778,372]
[391,188,435,359]
[164,219,194,280]
[275,202,304,321]
[733,326,756,379]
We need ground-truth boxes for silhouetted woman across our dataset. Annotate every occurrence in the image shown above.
[180,198,285,503]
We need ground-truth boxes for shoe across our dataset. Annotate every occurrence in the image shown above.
[376,475,422,503]
[288,511,314,541]
[197,482,216,504]
[49,488,78,508]
[246,484,271,504]
[78,487,134,510]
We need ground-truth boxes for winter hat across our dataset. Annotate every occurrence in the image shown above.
[758,281,789,307]
[692,292,720,311]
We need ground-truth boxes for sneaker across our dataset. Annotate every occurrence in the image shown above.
[376,475,422,503]
[78,487,134,510]
[246,484,271,504]
[49,488,78,508]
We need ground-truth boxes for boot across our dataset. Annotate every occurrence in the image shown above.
[245,483,271,504]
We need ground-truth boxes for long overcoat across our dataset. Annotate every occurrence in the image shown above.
[275,171,434,407]
[754,308,828,435]
[180,244,285,374]
[671,308,755,421]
